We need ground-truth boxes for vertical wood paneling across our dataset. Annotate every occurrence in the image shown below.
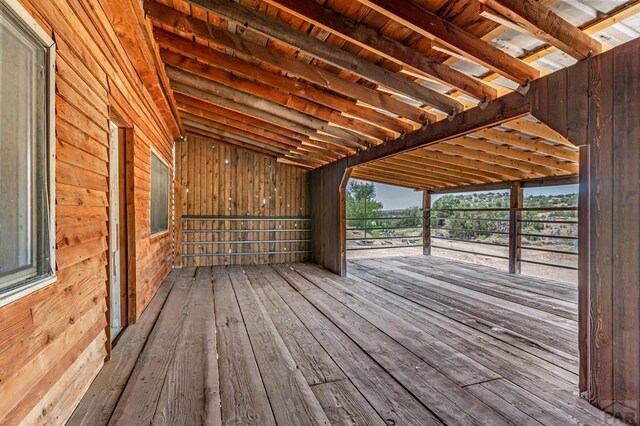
[0,0,176,424]
[587,48,615,413]
[611,42,640,421]
[175,135,310,266]
[309,158,350,276]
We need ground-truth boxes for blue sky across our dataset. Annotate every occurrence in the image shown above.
[352,179,579,210]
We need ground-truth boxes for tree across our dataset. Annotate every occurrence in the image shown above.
[346,181,383,229]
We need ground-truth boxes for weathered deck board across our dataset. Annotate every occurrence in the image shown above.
[70,256,620,425]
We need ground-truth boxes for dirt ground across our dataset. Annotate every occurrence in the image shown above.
[347,240,577,284]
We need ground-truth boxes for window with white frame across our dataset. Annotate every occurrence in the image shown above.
[150,150,169,235]
[0,0,56,302]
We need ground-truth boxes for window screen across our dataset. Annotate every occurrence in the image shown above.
[0,3,54,294]
[150,151,169,235]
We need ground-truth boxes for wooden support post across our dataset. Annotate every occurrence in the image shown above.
[508,182,523,274]
[423,190,431,255]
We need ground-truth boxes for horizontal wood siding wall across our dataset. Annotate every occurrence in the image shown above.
[309,158,350,276]
[175,135,310,266]
[0,0,176,424]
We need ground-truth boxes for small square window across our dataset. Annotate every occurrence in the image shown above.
[150,150,169,235]
[0,0,56,304]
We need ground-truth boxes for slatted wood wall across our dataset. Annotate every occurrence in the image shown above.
[0,0,176,424]
[175,135,310,266]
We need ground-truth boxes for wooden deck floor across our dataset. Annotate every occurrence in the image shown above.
[69,256,617,425]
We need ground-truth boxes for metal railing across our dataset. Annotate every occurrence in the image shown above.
[429,206,578,271]
[346,216,423,251]
[180,216,311,259]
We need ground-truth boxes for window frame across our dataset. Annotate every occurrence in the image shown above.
[149,147,170,238]
[0,0,57,308]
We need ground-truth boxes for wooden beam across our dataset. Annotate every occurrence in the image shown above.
[475,128,578,161]
[145,0,434,124]
[451,137,578,172]
[155,29,414,134]
[402,149,511,182]
[351,169,435,189]
[175,93,310,145]
[373,153,495,183]
[262,0,497,101]
[436,142,557,176]
[508,181,523,274]
[161,47,396,141]
[168,71,369,150]
[356,0,540,84]
[500,118,573,146]
[347,89,532,167]
[481,0,602,60]
[423,191,431,255]
[360,161,477,186]
[184,0,464,114]
[407,149,527,181]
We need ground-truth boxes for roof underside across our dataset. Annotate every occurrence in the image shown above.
[145,0,640,189]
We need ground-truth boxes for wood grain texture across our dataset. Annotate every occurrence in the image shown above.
[175,136,310,266]
[0,0,176,424]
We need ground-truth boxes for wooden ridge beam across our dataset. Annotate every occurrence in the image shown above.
[155,29,414,134]
[183,0,463,114]
[481,0,602,60]
[262,0,497,101]
[161,48,395,141]
[144,0,434,124]
[356,0,540,84]
[168,73,368,151]
[347,88,532,167]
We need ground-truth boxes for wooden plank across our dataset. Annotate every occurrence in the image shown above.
[212,269,275,425]
[145,0,435,124]
[270,264,510,425]
[153,270,221,425]
[227,266,330,425]
[611,41,640,420]
[482,0,602,60]
[357,0,539,84]
[108,276,195,424]
[184,0,464,114]
[256,265,440,425]
[311,380,387,426]
[262,0,497,101]
[587,49,614,412]
[347,89,531,167]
